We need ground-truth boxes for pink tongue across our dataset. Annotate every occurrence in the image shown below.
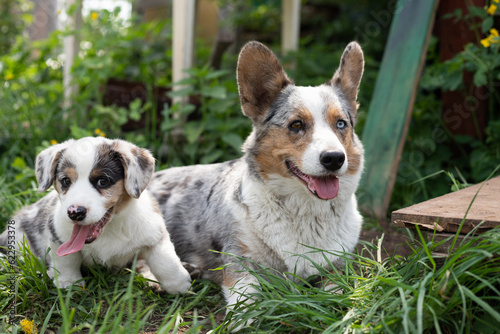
[310,177,339,200]
[57,224,91,257]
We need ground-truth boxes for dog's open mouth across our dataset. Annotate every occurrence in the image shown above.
[56,207,114,257]
[286,161,339,200]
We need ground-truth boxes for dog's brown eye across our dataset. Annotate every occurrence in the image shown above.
[61,177,71,187]
[97,177,110,187]
[289,120,303,131]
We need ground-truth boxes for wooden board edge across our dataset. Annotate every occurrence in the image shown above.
[380,0,441,218]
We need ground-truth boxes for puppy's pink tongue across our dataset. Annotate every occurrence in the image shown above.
[310,177,339,200]
[56,225,91,257]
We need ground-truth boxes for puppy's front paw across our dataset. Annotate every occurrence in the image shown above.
[55,276,85,289]
[163,277,192,295]
[49,266,85,288]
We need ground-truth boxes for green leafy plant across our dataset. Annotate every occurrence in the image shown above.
[162,66,251,166]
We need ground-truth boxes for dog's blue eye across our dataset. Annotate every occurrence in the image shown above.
[336,120,347,129]
[97,177,110,187]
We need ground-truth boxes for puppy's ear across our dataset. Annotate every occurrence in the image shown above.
[35,140,75,193]
[237,41,292,123]
[112,140,155,198]
[328,42,364,109]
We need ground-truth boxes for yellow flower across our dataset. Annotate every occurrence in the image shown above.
[494,0,499,3]
[481,28,500,48]
[20,319,38,334]
[481,38,491,48]
[50,139,58,145]
[94,128,106,137]
[91,12,98,20]
[4,73,14,80]
[487,3,497,15]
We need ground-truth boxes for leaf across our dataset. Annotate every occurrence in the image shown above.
[443,8,462,21]
[473,70,487,87]
[11,157,26,169]
[205,69,230,80]
[183,122,205,144]
[173,77,197,86]
[443,70,463,91]
[482,16,494,34]
[462,286,500,322]
[167,87,194,98]
[207,97,236,114]
[468,6,487,19]
[200,86,226,99]
[201,150,223,164]
[70,125,93,139]
[222,133,243,153]
[129,98,143,121]
[178,103,197,115]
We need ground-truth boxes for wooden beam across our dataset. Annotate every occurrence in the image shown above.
[29,0,58,41]
[281,0,301,54]
[359,0,439,218]
[172,0,195,102]
[63,0,82,111]
[393,176,500,235]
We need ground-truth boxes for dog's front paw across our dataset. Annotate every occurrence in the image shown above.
[162,276,192,295]
[48,267,85,289]
[55,276,85,289]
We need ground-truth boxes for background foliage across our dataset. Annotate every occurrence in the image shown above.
[1,0,500,332]
[0,0,498,223]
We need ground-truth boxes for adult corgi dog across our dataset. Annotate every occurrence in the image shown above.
[149,41,364,314]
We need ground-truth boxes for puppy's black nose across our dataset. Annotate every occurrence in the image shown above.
[320,151,345,171]
[67,205,87,221]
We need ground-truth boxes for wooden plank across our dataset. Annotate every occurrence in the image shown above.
[392,176,500,234]
[359,0,439,218]
[62,0,82,110]
[172,0,196,103]
[281,0,301,54]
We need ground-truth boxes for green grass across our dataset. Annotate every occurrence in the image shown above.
[2,214,500,333]
[1,166,499,333]
[219,224,500,333]
[0,240,225,333]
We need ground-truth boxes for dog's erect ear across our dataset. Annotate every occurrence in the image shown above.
[35,140,75,193]
[237,41,292,123]
[329,42,364,107]
[112,140,155,198]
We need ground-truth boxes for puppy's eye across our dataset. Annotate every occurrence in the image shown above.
[336,120,347,129]
[61,177,71,187]
[289,120,304,131]
[97,177,110,188]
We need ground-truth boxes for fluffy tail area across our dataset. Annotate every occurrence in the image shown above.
[0,229,8,255]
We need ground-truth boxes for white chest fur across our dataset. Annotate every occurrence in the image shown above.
[238,173,362,278]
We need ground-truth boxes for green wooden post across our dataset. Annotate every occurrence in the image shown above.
[359,0,439,218]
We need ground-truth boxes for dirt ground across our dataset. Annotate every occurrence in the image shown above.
[358,219,414,259]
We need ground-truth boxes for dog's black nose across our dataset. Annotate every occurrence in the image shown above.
[67,205,87,221]
[320,151,345,171]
